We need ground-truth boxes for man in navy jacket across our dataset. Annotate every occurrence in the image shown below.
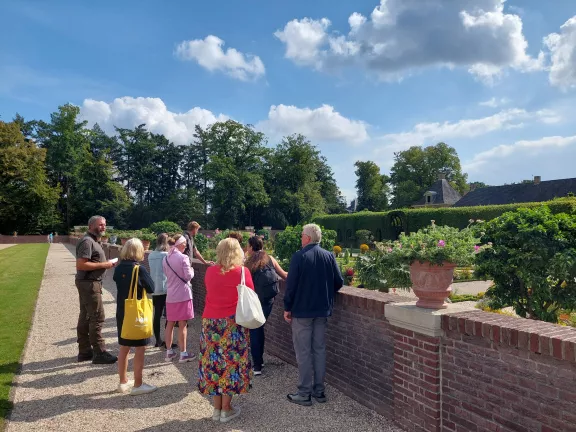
[284,223,344,406]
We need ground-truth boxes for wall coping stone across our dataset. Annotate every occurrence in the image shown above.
[385,301,478,337]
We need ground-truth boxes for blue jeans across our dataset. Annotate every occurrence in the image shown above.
[249,299,274,371]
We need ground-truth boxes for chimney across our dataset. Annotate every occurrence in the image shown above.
[534,175,541,185]
[470,183,477,191]
[438,173,446,180]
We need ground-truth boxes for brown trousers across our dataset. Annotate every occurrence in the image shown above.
[76,280,106,354]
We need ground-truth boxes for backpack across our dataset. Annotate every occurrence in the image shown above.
[252,259,279,300]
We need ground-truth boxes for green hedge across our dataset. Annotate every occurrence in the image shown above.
[314,198,576,246]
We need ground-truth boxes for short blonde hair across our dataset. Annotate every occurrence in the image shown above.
[302,223,322,243]
[120,238,145,262]
[216,238,244,274]
[187,221,200,231]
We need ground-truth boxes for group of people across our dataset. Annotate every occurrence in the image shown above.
[74,216,344,423]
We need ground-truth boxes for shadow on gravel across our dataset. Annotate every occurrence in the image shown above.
[10,382,193,423]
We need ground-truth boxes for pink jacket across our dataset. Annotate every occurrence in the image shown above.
[162,250,194,303]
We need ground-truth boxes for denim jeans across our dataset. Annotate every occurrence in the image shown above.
[249,299,274,370]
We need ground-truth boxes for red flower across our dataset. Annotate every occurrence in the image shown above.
[345,268,354,276]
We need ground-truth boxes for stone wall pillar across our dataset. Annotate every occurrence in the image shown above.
[385,301,476,432]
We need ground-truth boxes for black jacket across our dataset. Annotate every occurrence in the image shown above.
[113,260,155,317]
[284,244,344,318]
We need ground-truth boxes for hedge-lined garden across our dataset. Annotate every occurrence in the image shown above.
[313,197,576,247]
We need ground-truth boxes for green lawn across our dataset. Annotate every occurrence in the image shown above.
[0,244,49,430]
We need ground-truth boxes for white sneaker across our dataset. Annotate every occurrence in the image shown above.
[130,383,157,396]
[117,380,134,394]
[253,369,262,376]
[212,409,221,421]
[220,407,241,423]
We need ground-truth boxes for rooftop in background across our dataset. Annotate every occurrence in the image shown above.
[454,176,576,207]
[412,174,462,208]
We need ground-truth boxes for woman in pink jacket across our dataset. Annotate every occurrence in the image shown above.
[162,234,195,363]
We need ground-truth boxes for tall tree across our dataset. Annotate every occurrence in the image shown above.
[354,161,390,211]
[199,120,270,228]
[265,135,329,226]
[0,121,60,234]
[34,104,91,229]
[389,142,468,209]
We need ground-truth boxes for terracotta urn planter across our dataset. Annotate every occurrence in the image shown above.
[410,261,457,309]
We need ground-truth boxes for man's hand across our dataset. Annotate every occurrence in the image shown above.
[102,261,115,269]
[208,261,215,266]
[284,311,292,324]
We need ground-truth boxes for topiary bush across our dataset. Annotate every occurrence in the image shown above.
[148,220,182,234]
[475,206,576,323]
[256,229,270,240]
[356,230,374,248]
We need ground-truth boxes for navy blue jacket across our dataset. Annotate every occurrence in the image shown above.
[284,243,344,318]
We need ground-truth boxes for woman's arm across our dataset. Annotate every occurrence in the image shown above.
[244,267,255,290]
[270,256,288,280]
[138,266,155,294]
[181,254,195,281]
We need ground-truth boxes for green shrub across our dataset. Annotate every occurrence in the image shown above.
[314,198,576,244]
[274,225,337,265]
[148,220,182,234]
[194,233,209,253]
[476,206,576,323]
[356,229,374,247]
[354,246,411,291]
[256,229,270,240]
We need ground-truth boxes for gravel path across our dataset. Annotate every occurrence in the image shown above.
[6,244,402,432]
[0,244,16,250]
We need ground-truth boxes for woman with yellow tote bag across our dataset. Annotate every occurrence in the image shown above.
[113,238,157,396]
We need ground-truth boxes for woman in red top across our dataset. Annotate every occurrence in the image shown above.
[199,238,254,424]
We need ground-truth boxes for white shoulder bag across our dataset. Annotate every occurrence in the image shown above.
[235,266,266,329]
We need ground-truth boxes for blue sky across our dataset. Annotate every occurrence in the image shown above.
[2,0,576,202]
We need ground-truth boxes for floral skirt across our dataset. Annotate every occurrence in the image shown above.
[198,316,252,396]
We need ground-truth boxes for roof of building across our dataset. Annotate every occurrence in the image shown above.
[453,177,576,207]
[413,179,462,206]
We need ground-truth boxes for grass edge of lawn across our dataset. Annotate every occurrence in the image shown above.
[0,244,49,431]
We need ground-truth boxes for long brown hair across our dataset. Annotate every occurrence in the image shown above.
[245,236,269,272]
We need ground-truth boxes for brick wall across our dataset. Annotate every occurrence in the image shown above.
[0,235,70,244]
[441,310,576,432]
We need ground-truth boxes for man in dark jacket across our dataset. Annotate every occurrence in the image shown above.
[284,223,344,406]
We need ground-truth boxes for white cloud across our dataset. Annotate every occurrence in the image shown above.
[479,97,510,108]
[375,108,560,153]
[544,16,576,90]
[80,97,228,145]
[258,104,369,145]
[175,35,265,81]
[463,135,576,173]
[275,0,544,83]
[273,18,331,69]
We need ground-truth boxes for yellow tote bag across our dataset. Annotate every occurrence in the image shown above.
[121,265,153,340]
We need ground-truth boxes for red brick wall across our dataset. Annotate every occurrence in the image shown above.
[0,235,70,244]
[441,310,576,432]
[392,327,442,431]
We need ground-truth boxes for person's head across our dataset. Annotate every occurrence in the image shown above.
[245,236,268,272]
[172,234,187,253]
[87,215,106,238]
[248,235,263,253]
[187,221,200,236]
[228,232,243,246]
[167,236,176,246]
[120,238,145,262]
[216,238,244,273]
[155,233,170,252]
[301,223,322,247]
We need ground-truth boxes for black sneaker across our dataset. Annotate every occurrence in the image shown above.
[92,351,118,364]
[313,393,327,403]
[77,351,93,362]
[287,393,312,406]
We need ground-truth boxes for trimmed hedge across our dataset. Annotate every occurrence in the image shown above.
[313,198,576,247]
